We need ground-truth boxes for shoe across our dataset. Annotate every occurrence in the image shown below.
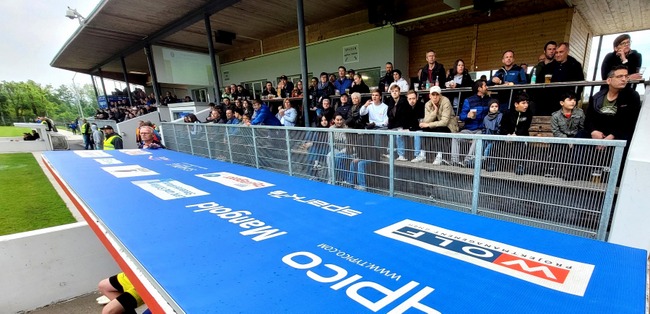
[432,152,443,165]
[96,295,110,305]
[514,164,525,175]
[452,161,464,167]
[463,159,474,168]
[485,162,496,172]
[396,156,407,161]
[411,155,426,163]
[354,185,367,191]
[382,154,391,159]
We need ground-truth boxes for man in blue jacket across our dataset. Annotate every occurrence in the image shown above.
[451,79,491,167]
[249,99,282,126]
[490,50,528,86]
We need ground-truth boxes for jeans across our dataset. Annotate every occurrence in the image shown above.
[346,160,368,187]
[396,131,422,157]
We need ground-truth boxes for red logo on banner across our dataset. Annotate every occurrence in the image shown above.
[494,254,570,283]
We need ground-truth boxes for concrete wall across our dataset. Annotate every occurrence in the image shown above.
[608,84,650,255]
[0,222,120,313]
[221,27,398,86]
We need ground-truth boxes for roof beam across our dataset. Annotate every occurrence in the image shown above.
[89,0,241,73]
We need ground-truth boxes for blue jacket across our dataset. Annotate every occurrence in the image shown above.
[334,78,352,94]
[490,64,528,85]
[483,113,502,135]
[459,94,491,131]
[251,104,282,126]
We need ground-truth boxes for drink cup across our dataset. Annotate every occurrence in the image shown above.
[414,83,419,90]
[544,74,552,84]
[639,67,646,76]
[335,90,340,96]
[345,88,350,94]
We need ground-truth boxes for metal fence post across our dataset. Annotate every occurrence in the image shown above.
[389,134,395,196]
[251,127,260,169]
[285,129,293,175]
[205,125,212,159]
[187,124,194,155]
[328,130,335,185]
[170,123,177,151]
[597,145,625,240]
[470,138,484,215]
[225,126,233,162]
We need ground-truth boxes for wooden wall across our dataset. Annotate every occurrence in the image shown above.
[408,8,579,76]
[569,8,592,73]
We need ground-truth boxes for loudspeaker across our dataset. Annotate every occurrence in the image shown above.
[368,0,403,26]
[473,0,495,11]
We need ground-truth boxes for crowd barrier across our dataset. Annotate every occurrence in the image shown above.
[160,122,626,240]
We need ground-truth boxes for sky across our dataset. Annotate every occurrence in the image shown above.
[0,0,100,87]
[0,1,647,93]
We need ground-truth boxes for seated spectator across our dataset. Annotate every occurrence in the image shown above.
[236,85,251,99]
[183,96,192,102]
[451,79,490,167]
[551,92,585,138]
[276,98,297,126]
[349,73,370,94]
[321,98,334,123]
[233,108,245,125]
[291,80,304,97]
[335,93,352,120]
[359,89,388,130]
[420,86,459,165]
[406,90,426,163]
[481,99,503,171]
[385,84,411,161]
[316,72,335,102]
[262,81,277,98]
[163,91,177,105]
[329,113,349,183]
[346,92,368,129]
[249,99,282,126]
[225,109,240,125]
[98,272,143,314]
[23,130,39,141]
[334,66,353,95]
[303,115,331,179]
[389,69,409,93]
[138,125,164,149]
[490,50,528,86]
[500,92,533,175]
[206,109,225,124]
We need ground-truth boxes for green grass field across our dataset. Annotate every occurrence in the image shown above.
[0,126,32,137]
[0,153,76,236]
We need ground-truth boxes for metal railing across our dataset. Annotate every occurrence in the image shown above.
[160,122,626,240]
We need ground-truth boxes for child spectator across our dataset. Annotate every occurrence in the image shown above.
[500,92,532,174]
[551,92,585,138]
[482,99,502,171]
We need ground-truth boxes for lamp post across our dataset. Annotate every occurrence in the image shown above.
[65,7,86,25]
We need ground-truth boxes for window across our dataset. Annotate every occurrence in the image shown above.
[355,67,381,89]
[192,88,208,102]
[242,80,265,99]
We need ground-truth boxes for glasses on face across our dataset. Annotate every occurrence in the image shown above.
[618,40,631,47]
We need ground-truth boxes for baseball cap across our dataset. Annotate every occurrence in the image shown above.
[100,125,113,130]
[429,86,442,94]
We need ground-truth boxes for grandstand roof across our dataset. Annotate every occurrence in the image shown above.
[51,0,650,80]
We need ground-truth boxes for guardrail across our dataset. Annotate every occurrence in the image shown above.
[160,122,626,240]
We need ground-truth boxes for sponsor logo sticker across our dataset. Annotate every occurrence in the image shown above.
[375,219,594,296]
[166,162,208,172]
[119,149,152,155]
[74,150,112,158]
[132,178,209,200]
[196,172,274,191]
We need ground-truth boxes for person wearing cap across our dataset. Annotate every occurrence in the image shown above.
[278,75,294,98]
[101,125,124,150]
[450,79,491,167]
[334,66,352,95]
[420,86,459,165]
[600,34,643,80]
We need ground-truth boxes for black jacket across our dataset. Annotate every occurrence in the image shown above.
[499,109,533,136]
[418,62,446,87]
[601,50,643,79]
[386,95,411,129]
[585,87,641,141]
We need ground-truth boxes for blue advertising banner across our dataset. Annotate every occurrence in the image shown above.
[42,149,646,313]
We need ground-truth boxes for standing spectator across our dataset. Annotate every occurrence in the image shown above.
[446,59,474,111]
[490,50,528,86]
[278,75,294,98]
[81,119,94,150]
[334,66,352,95]
[101,125,123,150]
[262,81,277,98]
[91,123,104,150]
[378,62,394,92]
[222,86,233,101]
[539,42,586,115]
[451,80,491,167]
[533,41,557,79]
[601,34,643,80]
[418,50,446,89]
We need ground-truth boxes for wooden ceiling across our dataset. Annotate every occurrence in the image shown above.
[51,0,650,82]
